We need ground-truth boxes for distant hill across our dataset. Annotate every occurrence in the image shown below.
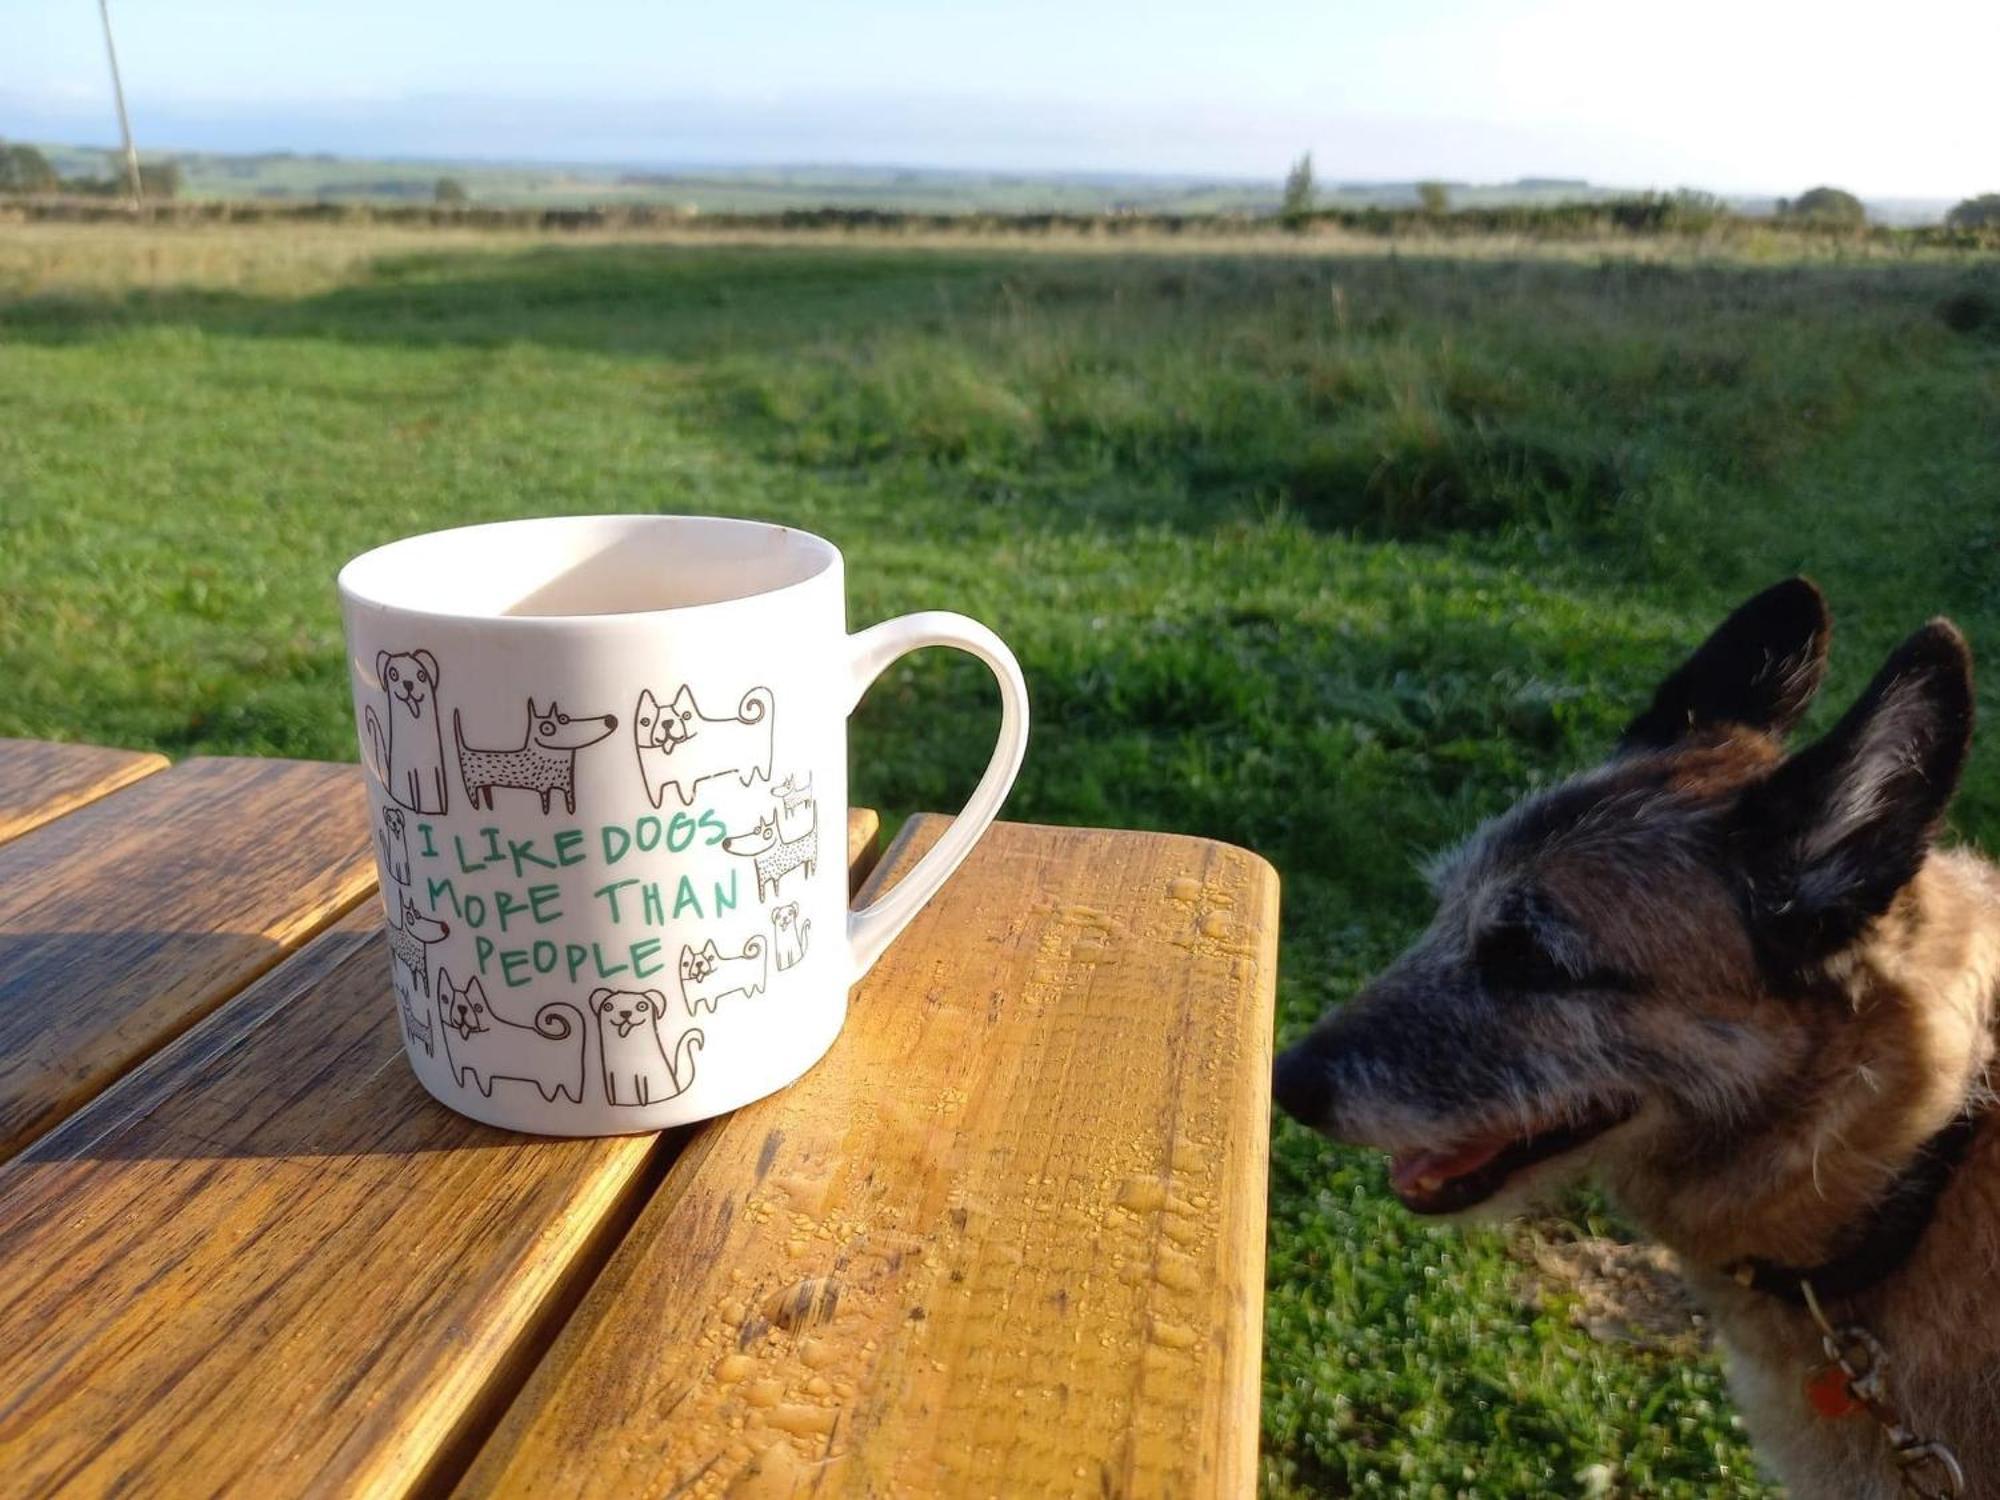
[15,145,1961,224]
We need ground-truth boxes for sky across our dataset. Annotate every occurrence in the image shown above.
[5,0,1996,196]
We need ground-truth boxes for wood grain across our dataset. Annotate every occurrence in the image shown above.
[0,812,887,1498]
[846,807,880,894]
[0,756,375,1159]
[458,817,1280,1500]
[0,738,167,845]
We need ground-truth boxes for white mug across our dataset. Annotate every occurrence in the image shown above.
[337,515,1029,1135]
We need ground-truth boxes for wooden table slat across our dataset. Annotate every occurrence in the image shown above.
[0,738,168,846]
[0,813,887,1498]
[456,816,1280,1500]
[846,807,881,894]
[0,756,378,1159]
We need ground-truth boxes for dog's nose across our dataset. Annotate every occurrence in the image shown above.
[1272,1044,1333,1127]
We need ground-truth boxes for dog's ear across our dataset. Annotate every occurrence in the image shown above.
[588,987,614,1013]
[525,697,539,719]
[436,967,454,996]
[1734,620,1973,973]
[1621,577,1831,751]
[375,649,392,685]
[464,976,487,1004]
[644,989,669,1014]
[415,649,440,687]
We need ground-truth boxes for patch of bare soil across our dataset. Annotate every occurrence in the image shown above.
[1512,1223,1706,1355]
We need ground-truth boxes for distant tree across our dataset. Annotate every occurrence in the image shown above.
[434,176,469,206]
[137,159,182,199]
[1281,152,1315,224]
[1947,193,2000,230]
[1417,180,1450,214]
[1664,188,1729,230]
[0,143,59,195]
[1783,186,1866,228]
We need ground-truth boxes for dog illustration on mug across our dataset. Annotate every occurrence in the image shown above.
[770,902,811,972]
[589,989,704,1106]
[723,809,818,902]
[377,805,411,886]
[454,698,618,815]
[678,934,769,1016]
[633,684,774,808]
[364,648,449,814]
[393,969,434,1058]
[385,893,449,998]
[436,969,586,1104]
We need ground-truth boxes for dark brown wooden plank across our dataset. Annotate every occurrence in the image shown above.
[0,738,168,845]
[0,756,376,1158]
[456,817,1280,1500]
[0,810,889,1498]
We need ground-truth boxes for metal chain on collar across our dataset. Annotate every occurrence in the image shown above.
[1801,1280,1966,1499]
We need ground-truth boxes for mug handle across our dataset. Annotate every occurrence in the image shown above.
[844,610,1031,977]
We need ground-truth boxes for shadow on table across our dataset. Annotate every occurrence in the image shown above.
[2,923,638,1163]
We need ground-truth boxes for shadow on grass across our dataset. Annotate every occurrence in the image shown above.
[8,241,1995,545]
[6,239,1993,355]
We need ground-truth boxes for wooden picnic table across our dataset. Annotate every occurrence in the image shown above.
[0,740,1278,1498]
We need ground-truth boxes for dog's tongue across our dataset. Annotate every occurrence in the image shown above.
[1389,1135,1508,1197]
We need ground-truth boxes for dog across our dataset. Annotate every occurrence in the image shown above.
[364,648,449,814]
[378,805,411,886]
[1274,579,1999,1499]
[773,772,815,836]
[454,698,618,815]
[677,935,769,1015]
[588,988,705,1106]
[770,901,811,972]
[723,811,818,903]
[393,970,434,1057]
[435,969,586,1104]
[385,893,449,998]
[633,684,774,809]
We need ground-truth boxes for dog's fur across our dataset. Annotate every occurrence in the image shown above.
[454,698,617,815]
[1274,579,2000,1499]
[365,648,449,814]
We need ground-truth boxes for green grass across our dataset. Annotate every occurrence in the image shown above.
[4,227,2000,1496]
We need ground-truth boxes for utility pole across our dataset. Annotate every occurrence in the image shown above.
[97,0,143,204]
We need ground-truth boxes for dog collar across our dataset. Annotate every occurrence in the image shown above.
[1725,1107,1984,1308]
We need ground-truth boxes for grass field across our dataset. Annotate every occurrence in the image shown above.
[4,221,2000,1495]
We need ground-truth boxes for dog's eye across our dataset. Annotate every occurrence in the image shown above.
[1474,922,1577,994]
[387,667,398,682]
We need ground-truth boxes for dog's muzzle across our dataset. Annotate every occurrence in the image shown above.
[1272,1044,1333,1128]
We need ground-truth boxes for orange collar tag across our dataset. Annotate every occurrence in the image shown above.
[1807,1363,1863,1419]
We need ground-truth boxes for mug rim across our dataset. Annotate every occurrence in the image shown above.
[337,513,841,626]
